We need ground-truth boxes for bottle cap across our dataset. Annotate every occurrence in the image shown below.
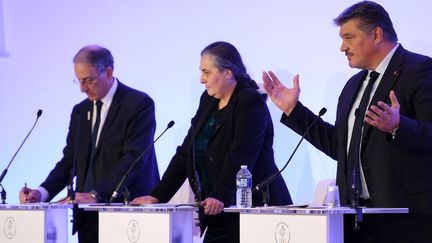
[240,165,247,169]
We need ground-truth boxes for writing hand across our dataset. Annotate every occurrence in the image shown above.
[19,187,41,203]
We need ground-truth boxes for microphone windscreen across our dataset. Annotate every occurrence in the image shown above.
[319,107,327,116]
[37,109,43,117]
[167,120,175,128]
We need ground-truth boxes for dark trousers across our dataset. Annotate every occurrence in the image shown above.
[74,209,98,243]
[203,212,239,243]
[344,213,432,243]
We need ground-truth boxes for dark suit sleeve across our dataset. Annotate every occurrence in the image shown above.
[149,111,198,202]
[150,140,189,203]
[393,59,432,153]
[40,107,78,201]
[281,101,339,161]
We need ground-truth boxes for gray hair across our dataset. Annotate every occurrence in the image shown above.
[73,45,114,72]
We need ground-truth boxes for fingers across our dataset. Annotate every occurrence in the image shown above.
[262,71,299,94]
[293,74,300,91]
[57,196,71,204]
[130,198,140,205]
[262,72,274,95]
[19,189,41,203]
[367,102,390,119]
[365,101,399,133]
[130,195,159,205]
[262,71,281,97]
[130,197,147,205]
[268,71,282,86]
[365,105,387,129]
[19,187,28,203]
[200,197,224,215]
[364,90,401,133]
[389,90,400,109]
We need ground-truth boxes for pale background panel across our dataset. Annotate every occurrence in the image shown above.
[0,1,431,242]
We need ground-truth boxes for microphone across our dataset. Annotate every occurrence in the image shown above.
[0,109,43,184]
[0,109,42,204]
[253,107,327,206]
[109,120,175,203]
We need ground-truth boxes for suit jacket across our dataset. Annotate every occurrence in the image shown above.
[282,45,432,214]
[151,81,292,207]
[40,81,160,202]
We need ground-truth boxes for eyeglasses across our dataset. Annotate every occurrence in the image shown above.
[73,69,106,86]
[73,77,97,86]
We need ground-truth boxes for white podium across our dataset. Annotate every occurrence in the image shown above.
[225,206,408,243]
[85,204,196,243]
[0,203,69,243]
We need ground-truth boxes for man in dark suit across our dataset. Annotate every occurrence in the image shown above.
[263,1,432,242]
[19,45,160,243]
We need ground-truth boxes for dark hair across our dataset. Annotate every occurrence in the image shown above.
[73,45,114,72]
[334,1,397,42]
[201,41,258,90]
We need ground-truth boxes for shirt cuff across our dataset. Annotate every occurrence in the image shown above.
[37,186,49,202]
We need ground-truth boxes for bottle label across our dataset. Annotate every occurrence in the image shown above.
[237,178,249,187]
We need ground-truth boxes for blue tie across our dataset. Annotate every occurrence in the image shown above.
[347,71,379,206]
[84,100,103,192]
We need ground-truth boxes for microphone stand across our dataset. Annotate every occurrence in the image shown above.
[190,121,204,232]
[68,108,80,204]
[351,164,362,230]
[351,107,364,230]
[0,109,42,204]
[109,121,175,204]
[253,107,327,206]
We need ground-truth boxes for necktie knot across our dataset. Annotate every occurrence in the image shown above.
[369,71,380,83]
[95,100,103,111]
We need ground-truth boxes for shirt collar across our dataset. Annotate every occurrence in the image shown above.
[373,43,399,74]
[99,77,118,107]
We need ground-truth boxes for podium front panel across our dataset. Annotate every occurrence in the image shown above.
[0,204,68,243]
[88,204,194,243]
[240,213,342,243]
[225,206,408,243]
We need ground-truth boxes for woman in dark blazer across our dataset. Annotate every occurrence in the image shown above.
[132,41,292,243]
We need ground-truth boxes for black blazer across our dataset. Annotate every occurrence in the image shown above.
[282,45,432,214]
[40,81,160,201]
[151,82,292,207]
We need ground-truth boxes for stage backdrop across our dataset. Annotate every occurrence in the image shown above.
[0,2,431,241]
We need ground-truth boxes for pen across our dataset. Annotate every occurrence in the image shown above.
[24,182,29,195]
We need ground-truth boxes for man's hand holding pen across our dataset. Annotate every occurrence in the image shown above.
[19,183,41,203]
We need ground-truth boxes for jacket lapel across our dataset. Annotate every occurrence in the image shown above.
[94,82,125,157]
[77,101,93,189]
[363,46,404,137]
[193,96,218,138]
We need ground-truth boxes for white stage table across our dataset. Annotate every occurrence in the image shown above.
[84,204,196,243]
[0,203,69,243]
[224,206,408,243]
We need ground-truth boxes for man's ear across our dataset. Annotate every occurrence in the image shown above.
[225,69,233,79]
[373,27,384,44]
[105,66,114,79]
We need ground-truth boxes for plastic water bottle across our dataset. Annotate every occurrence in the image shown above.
[236,165,252,208]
